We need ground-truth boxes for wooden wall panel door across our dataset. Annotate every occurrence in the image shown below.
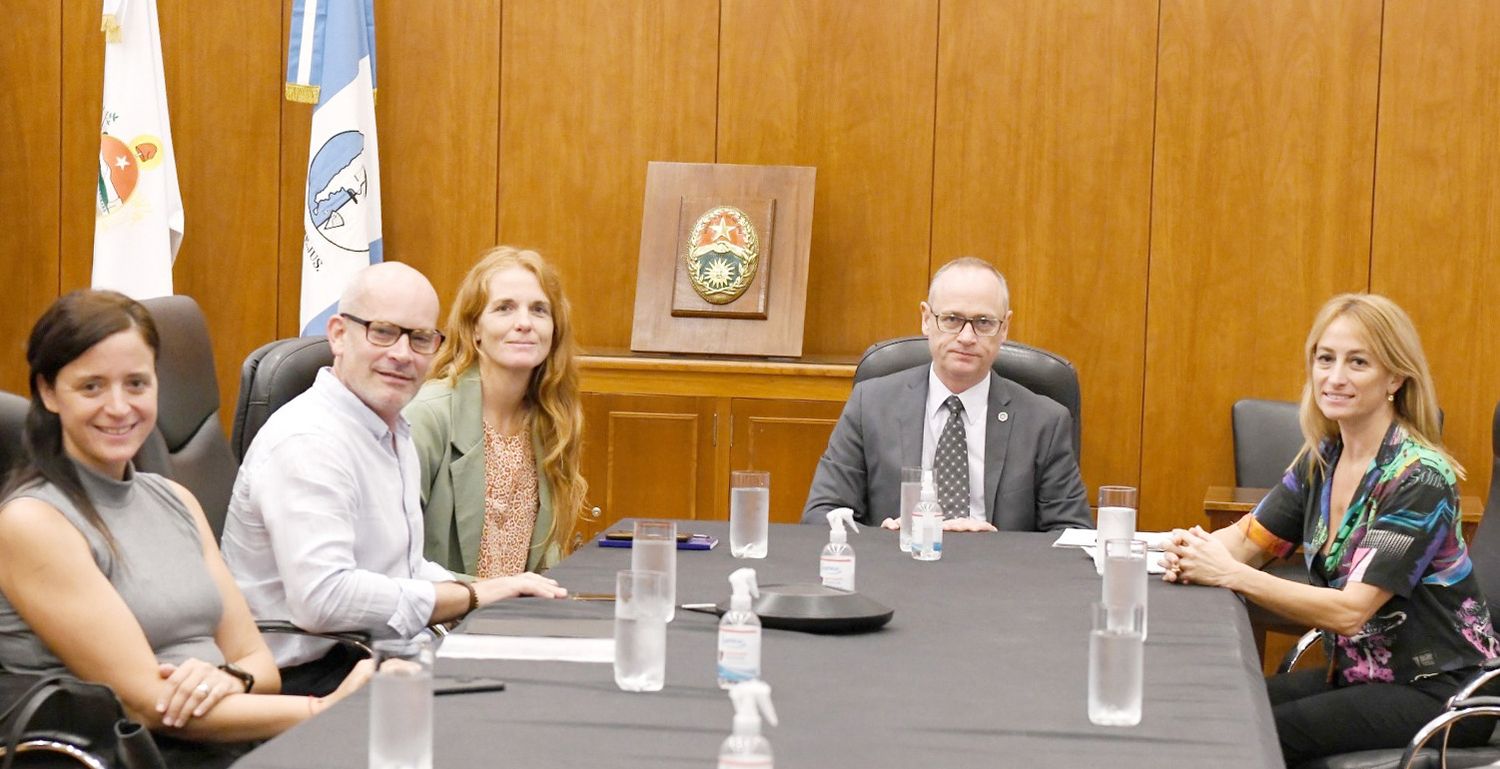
[580,393,717,542]
[717,0,939,357]
[1140,0,1382,531]
[1370,1,1500,504]
[0,0,62,393]
[931,0,1158,502]
[155,1,283,420]
[374,0,500,309]
[497,0,719,351]
[59,1,104,293]
[729,399,844,525]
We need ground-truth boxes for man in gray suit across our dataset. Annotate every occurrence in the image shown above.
[801,257,1091,532]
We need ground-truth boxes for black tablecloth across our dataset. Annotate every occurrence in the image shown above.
[234,523,1281,769]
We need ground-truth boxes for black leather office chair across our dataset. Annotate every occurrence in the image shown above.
[130,296,239,537]
[0,391,28,482]
[1232,398,1304,488]
[853,336,1082,460]
[231,336,331,462]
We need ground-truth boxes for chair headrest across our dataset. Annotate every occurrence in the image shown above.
[139,296,220,451]
[231,336,333,461]
[0,390,30,478]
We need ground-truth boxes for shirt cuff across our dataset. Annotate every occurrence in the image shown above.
[386,578,438,637]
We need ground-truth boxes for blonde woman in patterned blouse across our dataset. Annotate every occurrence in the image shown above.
[406,246,586,578]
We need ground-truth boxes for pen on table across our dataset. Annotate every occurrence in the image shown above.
[570,593,616,601]
[435,680,507,696]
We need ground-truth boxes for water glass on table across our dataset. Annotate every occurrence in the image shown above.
[632,520,677,622]
[1088,602,1144,727]
[1103,538,1148,641]
[899,466,922,553]
[1095,485,1138,574]
[369,637,434,769]
[614,569,668,692]
[730,470,770,559]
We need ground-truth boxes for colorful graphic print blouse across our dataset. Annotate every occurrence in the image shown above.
[1243,423,1499,685]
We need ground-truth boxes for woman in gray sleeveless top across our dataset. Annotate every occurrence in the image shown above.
[0,291,373,748]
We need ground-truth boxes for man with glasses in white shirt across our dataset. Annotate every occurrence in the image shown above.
[802,257,1090,532]
[222,262,566,696]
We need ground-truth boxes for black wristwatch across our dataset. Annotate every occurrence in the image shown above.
[219,662,255,693]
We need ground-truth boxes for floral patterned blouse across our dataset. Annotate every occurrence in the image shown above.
[475,421,539,579]
[1243,422,1499,686]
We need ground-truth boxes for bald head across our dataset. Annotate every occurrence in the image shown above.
[338,261,440,326]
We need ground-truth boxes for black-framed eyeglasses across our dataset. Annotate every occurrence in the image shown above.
[931,310,1004,337]
[340,313,445,354]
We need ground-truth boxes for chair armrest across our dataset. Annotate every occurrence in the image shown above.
[1399,701,1500,769]
[1445,658,1500,707]
[255,621,373,657]
[1277,628,1322,674]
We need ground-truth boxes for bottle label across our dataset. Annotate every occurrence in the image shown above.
[820,556,854,590]
[717,625,762,682]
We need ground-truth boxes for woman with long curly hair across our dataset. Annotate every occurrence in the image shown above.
[407,246,586,577]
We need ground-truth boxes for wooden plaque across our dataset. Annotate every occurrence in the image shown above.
[632,162,815,357]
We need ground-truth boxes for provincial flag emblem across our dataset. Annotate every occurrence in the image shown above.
[684,206,761,304]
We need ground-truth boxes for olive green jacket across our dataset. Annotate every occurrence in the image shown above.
[405,367,561,576]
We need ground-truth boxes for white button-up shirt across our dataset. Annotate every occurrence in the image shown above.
[222,369,452,667]
[921,366,990,520]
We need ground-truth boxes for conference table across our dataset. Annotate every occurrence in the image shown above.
[234,522,1282,769]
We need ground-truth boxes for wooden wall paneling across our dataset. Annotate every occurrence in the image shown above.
[496,0,719,351]
[373,0,500,309]
[930,0,1158,502]
[1371,0,1500,505]
[729,399,844,524]
[0,1,62,392]
[154,2,283,422]
[1140,0,1382,531]
[59,1,104,294]
[580,393,718,539]
[717,0,939,357]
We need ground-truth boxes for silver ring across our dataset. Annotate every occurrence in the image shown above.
[195,683,211,694]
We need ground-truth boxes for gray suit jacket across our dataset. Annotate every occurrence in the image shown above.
[801,366,1091,531]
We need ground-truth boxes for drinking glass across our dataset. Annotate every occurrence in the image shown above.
[730,470,770,558]
[614,570,668,692]
[369,637,434,769]
[632,520,676,622]
[899,466,922,553]
[1103,538,1149,641]
[1095,485,1138,573]
[1088,602,1144,727]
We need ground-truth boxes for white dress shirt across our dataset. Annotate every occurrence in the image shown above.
[222,369,453,667]
[921,366,989,520]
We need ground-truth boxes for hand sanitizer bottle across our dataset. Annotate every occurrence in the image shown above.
[911,469,943,561]
[820,508,859,591]
[718,680,777,769]
[718,568,761,689]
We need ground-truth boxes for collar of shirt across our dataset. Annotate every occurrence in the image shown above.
[925,366,990,427]
[312,367,412,445]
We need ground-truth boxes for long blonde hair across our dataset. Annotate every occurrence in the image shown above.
[430,246,587,553]
[1295,293,1463,478]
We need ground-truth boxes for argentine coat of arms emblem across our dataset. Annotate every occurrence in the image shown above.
[683,206,760,304]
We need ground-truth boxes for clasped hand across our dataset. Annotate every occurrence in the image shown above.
[155,657,243,728]
[1161,526,1241,587]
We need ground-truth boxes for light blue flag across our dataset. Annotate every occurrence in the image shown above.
[287,0,382,336]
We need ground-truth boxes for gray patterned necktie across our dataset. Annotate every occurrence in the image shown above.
[935,395,970,519]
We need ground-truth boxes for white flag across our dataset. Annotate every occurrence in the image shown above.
[93,0,183,300]
[287,0,382,335]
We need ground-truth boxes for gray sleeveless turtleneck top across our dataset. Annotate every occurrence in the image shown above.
[0,462,224,674]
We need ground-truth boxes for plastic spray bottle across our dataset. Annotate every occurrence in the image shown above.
[717,568,761,688]
[819,508,860,591]
[910,469,943,561]
[717,680,777,769]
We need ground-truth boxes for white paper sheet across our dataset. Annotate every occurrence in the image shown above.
[1081,545,1169,575]
[1052,529,1174,551]
[437,633,614,663]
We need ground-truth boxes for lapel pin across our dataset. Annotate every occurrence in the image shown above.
[997,412,1009,422]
